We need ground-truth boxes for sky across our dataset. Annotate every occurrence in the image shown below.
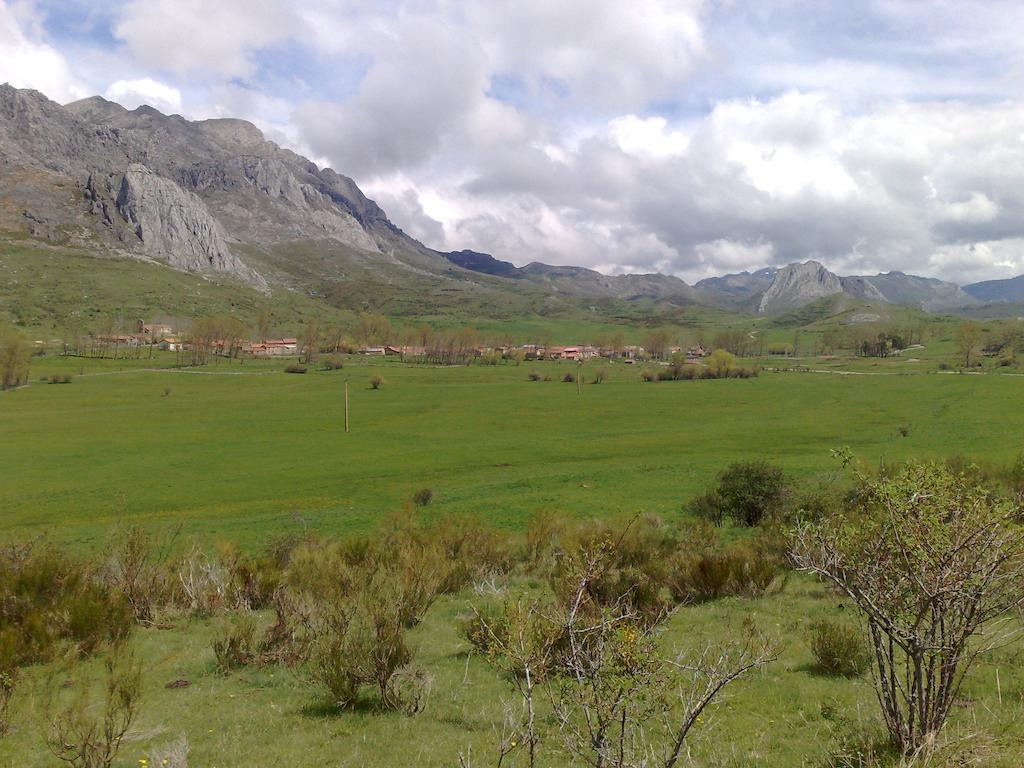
[2,0,1024,285]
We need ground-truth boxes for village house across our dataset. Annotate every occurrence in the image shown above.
[385,345,426,357]
[358,346,386,356]
[137,321,175,337]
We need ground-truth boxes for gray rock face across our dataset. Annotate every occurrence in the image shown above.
[862,271,979,312]
[116,164,268,292]
[758,261,886,314]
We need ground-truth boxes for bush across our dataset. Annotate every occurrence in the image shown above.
[48,375,72,384]
[527,371,542,381]
[562,372,576,383]
[640,370,657,382]
[686,491,726,527]
[0,667,15,737]
[0,543,133,669]
[412,488,433,507]
[809,619,869,677]
[322,355,345,370]
[669,534,786,603]
[591,369,606,384]
[715,460,788,526]
[370,375,384,390]
[45,647,141,768]
[284,364,307,374]
[212,615,258,673]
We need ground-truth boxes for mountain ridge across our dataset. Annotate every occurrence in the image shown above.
[2,84,1023,320]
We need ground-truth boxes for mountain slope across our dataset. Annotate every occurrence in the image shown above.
[861,271,978,312]
[964,274,1024,303]
[757,261,885,314]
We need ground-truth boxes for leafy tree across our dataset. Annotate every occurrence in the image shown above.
[954,320,983,368]
[705,349,736,378]
[0,324,31,389]
[715,461,786,526]
[792,457,1024,754]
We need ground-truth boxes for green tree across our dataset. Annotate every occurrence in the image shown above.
[715,461,786,526]
[954,320,983,368]
[0,324,31,389]
[792,458,1024,754]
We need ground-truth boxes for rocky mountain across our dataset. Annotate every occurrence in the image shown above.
[861,271,979,312]
[963,274,1024,303]
[694,268,777,310]
[757,261,885,314]
[0,84,1015,322]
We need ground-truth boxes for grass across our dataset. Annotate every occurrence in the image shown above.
[4,355,1024,765]
[3,353,1024,550]
[4,576,1024,767]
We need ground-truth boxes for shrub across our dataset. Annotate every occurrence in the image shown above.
[527,371,541,381]
[212,615,258,673]
[45,647,141,768]
[370,375,384,390]
[591,369,606,384]
[412,488,433,507]
[562,372,576,383]
[810,619,869,678]
[284,364,307,374]
[640,370,657,382]
[322,355,345,371]
[0,667,15,736]
[686,491,726,527]
[0,543,133,668]
[48,375,72,384]
[715,460,788,526]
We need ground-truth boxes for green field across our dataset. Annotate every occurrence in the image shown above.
[4,356,1024,767]
[4,354,1023,549]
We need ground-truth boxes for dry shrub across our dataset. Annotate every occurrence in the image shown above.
[370,375,384,389]
[46,647,141,768]
[669,531,786,603]
[0,667,16,736]
[412,488,433,507]
[527,371,541,381]
[212,615,258,673]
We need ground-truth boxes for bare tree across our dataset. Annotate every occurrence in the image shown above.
[791,454,1024,755]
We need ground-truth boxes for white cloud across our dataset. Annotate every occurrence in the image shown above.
[608,115,689,160]
[104,77,181,112]
[0,1,85,102]
[113,0,297,77]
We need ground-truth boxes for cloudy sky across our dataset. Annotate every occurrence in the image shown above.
[3,0,1024,284]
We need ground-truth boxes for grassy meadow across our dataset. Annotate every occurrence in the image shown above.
[2,353,1022,549]
[3,353,1024,767]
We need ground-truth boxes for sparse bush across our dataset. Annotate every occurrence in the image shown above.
[46,647,141,768]
[284,364,307,374]
[562,372,576,383]
[591,368,606,384]
[810,619,869,678]
[412,488,433,507]
[212,615,258,673]
[322,355,345,371]
[370,375,384,390]
[687,491,726,527]
[0,667,15,736]
[527,371,541,381]
[640,370,657,382]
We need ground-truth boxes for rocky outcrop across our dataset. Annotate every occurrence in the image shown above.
[863,271,979,312]
[116,164,268,292]
[758,261,885,314]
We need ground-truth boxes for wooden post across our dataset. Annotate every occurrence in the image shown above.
[344,379,350,433]
[577,361,582,395]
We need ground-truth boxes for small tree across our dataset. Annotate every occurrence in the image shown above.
[954,320,983,369]
[715,461,787,526]
[0,324,31,390]
[792,456,1024,754]
[705,349,736,378]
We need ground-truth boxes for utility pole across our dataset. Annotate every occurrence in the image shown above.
[344,378,350,433]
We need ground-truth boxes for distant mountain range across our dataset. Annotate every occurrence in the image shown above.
[2,83,1024,322]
